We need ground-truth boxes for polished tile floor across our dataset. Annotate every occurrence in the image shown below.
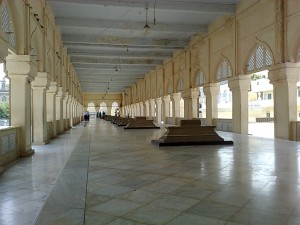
[1,119,300,225]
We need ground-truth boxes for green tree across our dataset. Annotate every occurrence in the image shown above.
[0,102,9,119]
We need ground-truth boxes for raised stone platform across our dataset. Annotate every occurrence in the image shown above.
[124,117,160,129]
[152,119,233,146]
[117,118,131,126]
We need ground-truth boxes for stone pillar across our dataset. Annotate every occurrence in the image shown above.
[162,95,171,123]
[31,72,49,144]
[56,87,64,133]
[269,63,300,140]
[149,99,156,120]
[139,102,144,116]
[155,97,162,123]
[170,93,181,124]
[145,100,150,117]
[191,88,200,118]
[136,103,140,116]
[203,83,220,125]
[47,82,58,137]
[68,97,73,128]
[63,94,69,130]
[6,55,35,156]
[181,89,193,119]
[228,75,251,134]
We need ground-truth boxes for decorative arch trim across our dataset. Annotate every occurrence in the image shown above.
[176,77,183,92]
[1,2,16,49]
[195,67,206,86]
[216,56,232,81]
[246,40,273,73]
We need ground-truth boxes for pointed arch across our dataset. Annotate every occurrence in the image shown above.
[159,86,163,97]
[166,81,173,95]
[195,67,206,87]
[176,77,183,92]
[216,57,232,81]
[246,42,274,73]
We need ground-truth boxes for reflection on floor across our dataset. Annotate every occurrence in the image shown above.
[0,119,300,225]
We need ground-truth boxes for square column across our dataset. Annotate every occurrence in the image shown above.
[6,55,35,156]
[149,99,156,120]
[63,94,69,130]
[155,97,162,123]
[170,93,181,124]
[228,75,251,134]
[32,72,49,144]
[139,102,144,116]
[269,63,300,140]
[162,95,171,123]
[47,82,58,138]
[191,88,200,118]
[203,83,220,125]
[56,87,64,134]
[145,100,150,117]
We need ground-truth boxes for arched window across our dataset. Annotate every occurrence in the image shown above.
[216,59,232,81]
[1,3,16,48]
[167,82,172,95]
[177,78,183,92]
[195,68,206,86]
[159,87,163,97]
[247,45,273,73]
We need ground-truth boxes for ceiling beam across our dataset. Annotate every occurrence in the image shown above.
[73,63,155,70]
[55,18,207,34]
[62,35,186,48]
[71,56,163,65]
[68,50,172,60]
[47,0,236,14]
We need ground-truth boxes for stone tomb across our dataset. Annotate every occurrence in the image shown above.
[152,119,233,146]
[124,117,160,129]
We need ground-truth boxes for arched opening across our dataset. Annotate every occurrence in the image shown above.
[247,45,274,138]
[214,59,233,131]
[199,87,206,118]
[195,68,206,119]
[99,102,107,117]
[111,102,119,116]
[0,63,9,126]
[0,2,17,127]
[87,102,96,118]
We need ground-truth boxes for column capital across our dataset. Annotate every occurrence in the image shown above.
[155,97,162,104]
[47,82,58,94]
[6,54,36,81]
[203,83,220,95]
[268,62,300,84]
[149,98,155,104]
[32,72,50,89]
[228,74,251,91]
[170,92,181,101]
[163,95,171,102]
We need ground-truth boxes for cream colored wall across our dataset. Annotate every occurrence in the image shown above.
[83,93,122,109]
[125,0,300,107]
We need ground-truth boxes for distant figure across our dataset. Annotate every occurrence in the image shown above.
[83,110,89,121]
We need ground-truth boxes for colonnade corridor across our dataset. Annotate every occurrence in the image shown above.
[0,119,300,225]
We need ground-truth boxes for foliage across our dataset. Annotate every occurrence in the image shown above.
[251,73,266,80]
[0,102,9,119]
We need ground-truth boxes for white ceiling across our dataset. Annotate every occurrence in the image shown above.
[47,0,240,93]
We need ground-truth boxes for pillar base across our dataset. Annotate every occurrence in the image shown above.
[20,149,35,157]
[32,140,49,145]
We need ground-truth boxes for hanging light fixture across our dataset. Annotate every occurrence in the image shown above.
[153,0,157,25]
[144,7,150,32]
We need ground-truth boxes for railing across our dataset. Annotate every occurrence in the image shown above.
[199,118,208,126]
[213,118,233,132]
[0,126,18,169]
